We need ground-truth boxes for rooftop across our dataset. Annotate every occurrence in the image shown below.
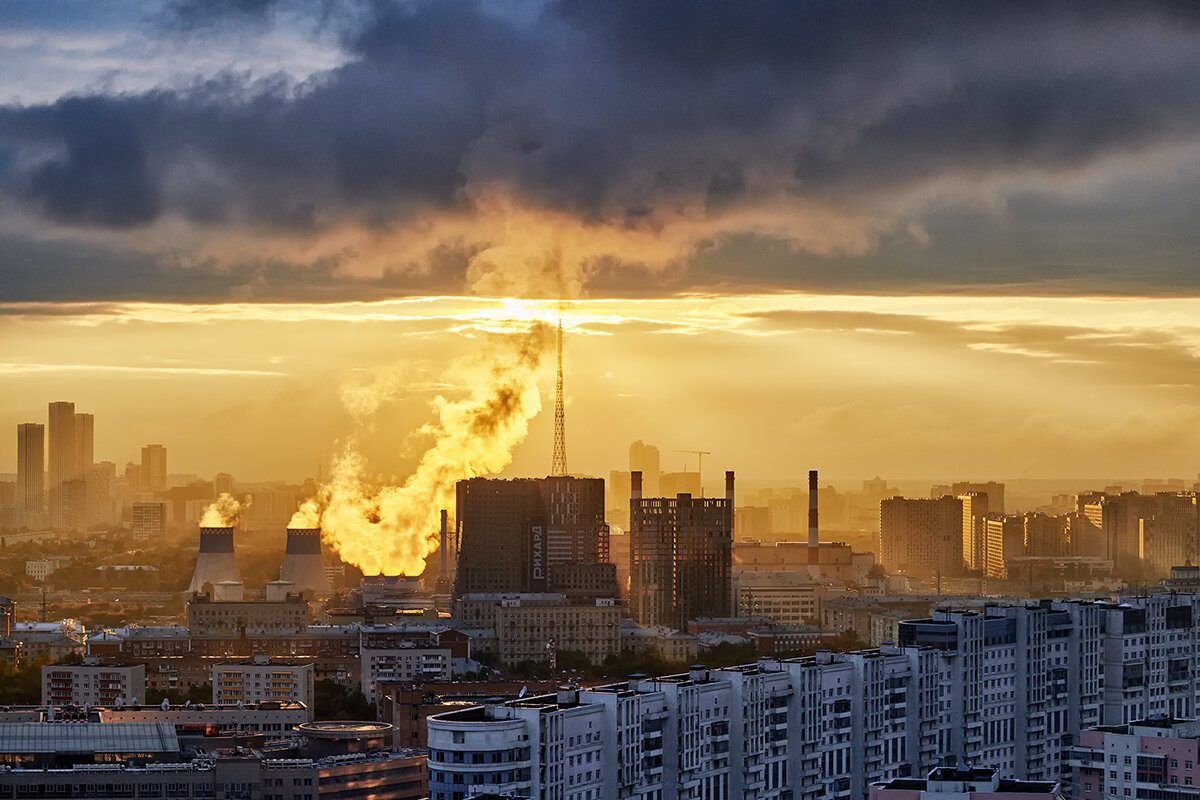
[0,722,178,755]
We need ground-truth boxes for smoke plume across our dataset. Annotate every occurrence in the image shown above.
[291,321,553,575]
[199,492,250,527]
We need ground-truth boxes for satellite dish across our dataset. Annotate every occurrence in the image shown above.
[161,698,170,711]
[518,686,528,698]
[184,700,191,707]
[237,700,244,709]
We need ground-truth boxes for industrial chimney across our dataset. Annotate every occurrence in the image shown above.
[439,510,449,583]
[808,470,819,566]
[189,526,241,594]
[279,527,330,597]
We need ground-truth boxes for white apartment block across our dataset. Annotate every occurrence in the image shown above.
[1099,593,1200,724]
[212,657,315,711]
[360,646,451,702]
[42,660,145,706]
[426,595,1172,800]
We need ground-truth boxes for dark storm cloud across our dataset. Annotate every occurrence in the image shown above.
[4,0,1200,299]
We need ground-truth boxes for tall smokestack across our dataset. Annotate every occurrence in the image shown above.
[725,471,734,504]
[632,471,643,501]
[439,510,449,584]
[280,527,330,596]
[189,527,241,594]
[808,469,819,565]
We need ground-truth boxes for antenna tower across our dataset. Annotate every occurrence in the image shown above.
[551,320,568,476]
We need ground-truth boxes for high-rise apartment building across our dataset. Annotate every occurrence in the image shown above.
[899,600,1102,789]
[74,412,93,479]
[46,401,76,529]
[629,470,733,630]
[16,423,44,528]
[1098,594,1200,724]
[88,461,117,528]
[878,496,963,578]
[132,501,166,541]
[454,476,609,597]
[141,444,167,492]
[931,482,1005,513]
[1023,512,1069,558]
[959,492,990,573]
[427,594,1200,800]
[983,514,1025,578]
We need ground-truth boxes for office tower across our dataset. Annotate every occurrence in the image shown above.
[453,476,608,596]
[629,470,733,630]
[141,444,166,492]
[16,423,44,528]
[878,495,963,577]
[959,492,989,572]
[46,401,76,529]
[629,440,660,497]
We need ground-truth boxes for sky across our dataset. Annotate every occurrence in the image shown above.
[3,0,1200,487]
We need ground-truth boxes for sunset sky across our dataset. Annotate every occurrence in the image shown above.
[3,1,1200,485]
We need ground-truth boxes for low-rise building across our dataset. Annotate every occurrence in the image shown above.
[359,629,452,703]
[870,767,1060,800]
[11,620,87,661]
[495,595,620,666]
[621,621,700,663]
[1071,717,1200,800]
[42,658,145,706]
[212,656,315,711]
[187,591,310,635]
[0,720,426,800]
[100,700,310,737]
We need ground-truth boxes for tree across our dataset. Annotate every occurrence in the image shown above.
[313,679,373,721]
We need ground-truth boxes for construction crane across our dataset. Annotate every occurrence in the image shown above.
[674,449,711,475]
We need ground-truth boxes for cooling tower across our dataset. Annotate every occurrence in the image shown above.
[189,526,241,593]
[280,527,331,596]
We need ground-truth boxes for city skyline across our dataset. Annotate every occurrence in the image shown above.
[2,3,1200,488]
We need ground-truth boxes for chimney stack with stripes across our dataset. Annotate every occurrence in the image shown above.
[189,526,241,594]
[280,526,330,597]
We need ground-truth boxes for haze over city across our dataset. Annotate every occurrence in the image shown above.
[8,5,1200,800]
[3,1,1200,487]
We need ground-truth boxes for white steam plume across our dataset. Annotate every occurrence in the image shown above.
[290,322,553,575]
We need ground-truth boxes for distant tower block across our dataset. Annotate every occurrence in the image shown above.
[188,526,241,594]
[280,527,330,596]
